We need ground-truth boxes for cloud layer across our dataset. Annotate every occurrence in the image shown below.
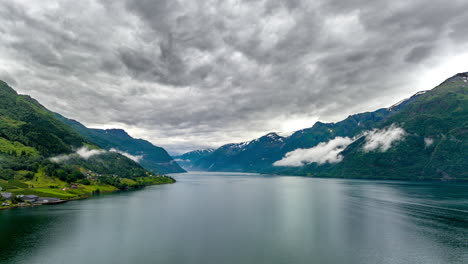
[275,123,407,167]
[51,146,144,163]
[424,137,434,147]
[50,147,106,162]
[109,148,143,162]
[363,125,407,152]
[1,0,468,153]
[274,136,354,166]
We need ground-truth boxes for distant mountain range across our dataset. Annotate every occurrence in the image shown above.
[180,72,468,180]
[55,115,185,174]
[173,149,214,170]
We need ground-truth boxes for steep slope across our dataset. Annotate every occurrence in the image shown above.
[191,72,466,180]
[173,149,214,170]
[192,92,424,172]
[0,81,85,156]
[308,72,467,180]
[0,81,174,202]
[55,114,185,174]
[193,133,287,172]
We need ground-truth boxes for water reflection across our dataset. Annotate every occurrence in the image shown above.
[0,173,467,264]
[0,206,77,262]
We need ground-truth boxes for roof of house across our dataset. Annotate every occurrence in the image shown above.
[1,192,12,198]
[37,197,60,201]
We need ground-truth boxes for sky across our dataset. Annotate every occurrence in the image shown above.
[1,0,468,154]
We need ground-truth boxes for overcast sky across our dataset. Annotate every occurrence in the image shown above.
[1,0,468,154]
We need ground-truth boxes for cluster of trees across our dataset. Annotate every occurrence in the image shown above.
[1,82,174,191]
[42,161,85,182]
[0,153,84,182]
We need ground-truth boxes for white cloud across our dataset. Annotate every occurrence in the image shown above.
[274,137,354,167]
[109,148,143,162]
[424,137,434,147]
[76,147,106,159]
[363,124,406,152]
[50,146,106,163]
[174,158,190,162]
[49,154,72,163]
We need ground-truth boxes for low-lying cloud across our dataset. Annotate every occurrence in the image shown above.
[274,123,408,167]
[50,146,106,162]
[109,148,143,162]
[424,137,434,147]
[363,124,407,152]
[174,158,190,162]
[50,146,144,163]
[274,136,354,167]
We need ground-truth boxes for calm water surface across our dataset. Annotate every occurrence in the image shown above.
[0,172,467,264]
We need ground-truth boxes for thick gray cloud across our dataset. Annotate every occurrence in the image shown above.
[1,0,468,154]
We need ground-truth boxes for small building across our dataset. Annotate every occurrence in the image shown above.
[22,195,39,203]
[1,202,9,206]
[37,197,62,204]
[1,192,12,200]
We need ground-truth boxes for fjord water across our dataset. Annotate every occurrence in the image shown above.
[1,172,467,264]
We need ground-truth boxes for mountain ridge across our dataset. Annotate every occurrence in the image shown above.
[55,114,186,174]
[184,72,467,180]
[0,80,175,206]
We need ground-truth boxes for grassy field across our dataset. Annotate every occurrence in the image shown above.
[0,171,175,210]
[1,172,119,200]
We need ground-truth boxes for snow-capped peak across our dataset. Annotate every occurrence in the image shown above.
[388,90,428,111]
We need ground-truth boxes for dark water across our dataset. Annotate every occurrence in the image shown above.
[0,172,467,264]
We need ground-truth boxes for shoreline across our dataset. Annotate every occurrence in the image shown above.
[181,170,468,183]
[0,178,176,211]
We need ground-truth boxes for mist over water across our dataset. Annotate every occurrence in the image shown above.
[1,172,467,264]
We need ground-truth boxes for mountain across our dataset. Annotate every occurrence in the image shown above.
[192,95,424,173]
[306,72,467,180]
[190,72,467,180]
[0,80,174,203]
[172,149,214,170]
[0,80,85,157]
[192,133,287,172]
[55,115,185,174]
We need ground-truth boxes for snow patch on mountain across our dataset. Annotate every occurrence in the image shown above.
[389,90,428,111]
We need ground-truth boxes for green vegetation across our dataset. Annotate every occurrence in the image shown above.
[0,80,175,209]
[55,114,186,174]
[324,75,468,180]
[282,74,468,180]
[0,81,86,156]
[189,72,467,181]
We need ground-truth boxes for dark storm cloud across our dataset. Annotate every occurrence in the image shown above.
[405,45,433,63]
[1,0,468,154]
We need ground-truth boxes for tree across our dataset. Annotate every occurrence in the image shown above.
[24,171,34,180]
[0,169,15,180]
[11,195,23,204]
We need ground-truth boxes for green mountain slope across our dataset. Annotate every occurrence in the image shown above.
[313,72,467,180]
[0,81,174,204]
[190,72,467,180]
[0,81,85,156]
[55,114,185,174]
[192,94,424,173]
